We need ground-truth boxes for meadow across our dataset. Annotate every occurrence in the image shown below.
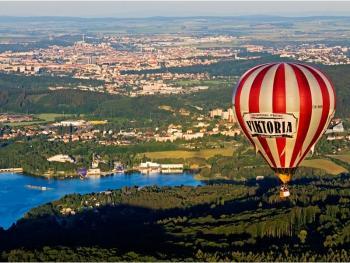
[143,147,234,160]
[331,154,350,164]
[4,113,70,127]
[300,158,348,175]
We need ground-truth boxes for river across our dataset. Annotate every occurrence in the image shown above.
[0,172,203,229]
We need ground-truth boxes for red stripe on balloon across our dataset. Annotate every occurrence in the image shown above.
[234,65,266,146]
[306,64,336,110]
[289,64,313,168]
[249,64,277,168]
[295,64,330,167]
[273,63,286,168]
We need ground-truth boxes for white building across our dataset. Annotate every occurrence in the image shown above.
[140,162,160,168]
[139,162,184,174]
[155,135,175,142]
[161,164,184,173]
[221,108,236,123]
[210,108,223,118]
[47,154,75,163]
[139,162,161,174]
[326,122,345,134]
[183,132,204,141]
[194,122,209,128]
[220,129,241,137]
[53,120,87,127]
[210,108,236,123]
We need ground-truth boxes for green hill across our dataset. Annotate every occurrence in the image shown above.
[0,59,349,119]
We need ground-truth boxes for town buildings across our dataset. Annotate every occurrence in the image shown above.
[139,162,184,174]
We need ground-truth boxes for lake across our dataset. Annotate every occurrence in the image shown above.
[0,172,203,229]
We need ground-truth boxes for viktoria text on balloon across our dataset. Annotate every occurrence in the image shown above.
[243,113,296,138]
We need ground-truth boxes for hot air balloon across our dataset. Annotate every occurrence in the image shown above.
[233,62,336,197]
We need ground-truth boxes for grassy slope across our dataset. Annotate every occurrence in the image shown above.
[301,158,348,175]
[143,147,234,160]
[332,154,350,164]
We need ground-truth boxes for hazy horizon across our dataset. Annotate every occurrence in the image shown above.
[1,1,350,18]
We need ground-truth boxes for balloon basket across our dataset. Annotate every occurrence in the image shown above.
[279,185,290,198]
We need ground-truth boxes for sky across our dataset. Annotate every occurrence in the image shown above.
[0,1,350,18]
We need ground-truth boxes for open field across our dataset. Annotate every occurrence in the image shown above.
[331,154,350,164]
[301,158,348,175]
[36,113,68,122]
[3,113,71,127]
[192,41,239,48]
[144,150,347,175]
[143,147,234,160]
[4,121,46,127]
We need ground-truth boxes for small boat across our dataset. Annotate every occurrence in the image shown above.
[25,185,52,191]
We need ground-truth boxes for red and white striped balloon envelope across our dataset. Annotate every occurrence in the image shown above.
[233,62,336,188]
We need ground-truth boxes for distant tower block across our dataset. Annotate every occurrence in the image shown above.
[228,108,236,123]
[228,114,233,123]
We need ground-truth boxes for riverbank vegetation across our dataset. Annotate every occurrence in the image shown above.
[0,133,348,179]
[2,173,350,261]
[0,139,179,177]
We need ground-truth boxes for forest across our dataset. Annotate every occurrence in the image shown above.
[0,81,232,125]
[0,56,350,118]
[0,72,104,90]
[1,173,350,261]
[0,138,180,176]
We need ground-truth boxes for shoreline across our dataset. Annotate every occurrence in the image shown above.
[0,172,203,230]
[8,169,199,181]
[194,173,230,181]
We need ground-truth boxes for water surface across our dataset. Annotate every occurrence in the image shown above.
[0,172,203,229]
